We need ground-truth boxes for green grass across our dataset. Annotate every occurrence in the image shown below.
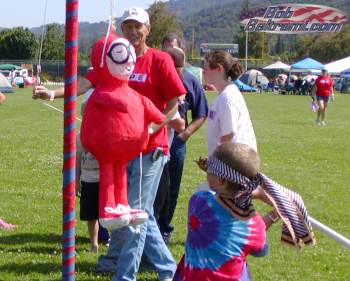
[0,88,349,281]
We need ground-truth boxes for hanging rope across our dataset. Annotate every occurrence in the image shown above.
[100,0,116,67]
[36,0,48,85]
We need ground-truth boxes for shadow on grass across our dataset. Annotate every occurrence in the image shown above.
[0,261,98,277]
[0,232,90,245]
[0,261,60,276]
[0,245,59,255]
[279,121,316,126]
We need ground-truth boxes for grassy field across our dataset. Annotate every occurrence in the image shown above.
[0,88,349,281]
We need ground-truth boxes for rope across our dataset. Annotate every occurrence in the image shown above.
[139,153,143,210]
[37,0,48,83]
[100,0,116,68]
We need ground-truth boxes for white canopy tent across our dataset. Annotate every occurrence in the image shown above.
[263,61,290,70]
[324,56,350,75]
[0,72,13,93]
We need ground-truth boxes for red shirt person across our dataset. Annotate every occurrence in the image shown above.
[315,73,334,97]
[312,68,334,126]
[93,7,186,280]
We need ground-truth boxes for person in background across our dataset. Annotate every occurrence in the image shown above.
[162,33,186,52]
[0,92,16,229]
[153,47,186,229]
[154,35,208,244]
[312,67,334,126]
[0,92,6,104]
[76,94,109,253]
[201,50,256,156]
[294,74,304,95]
[196,50,272,207]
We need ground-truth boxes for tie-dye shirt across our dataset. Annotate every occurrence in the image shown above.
[174,191,268,281]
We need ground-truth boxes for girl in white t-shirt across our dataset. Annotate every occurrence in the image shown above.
[201,50,257,156]
[196,51,270,205]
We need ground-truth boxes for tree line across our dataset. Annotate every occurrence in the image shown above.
[0,1,349,65]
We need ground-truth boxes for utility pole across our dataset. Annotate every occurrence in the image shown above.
[191,27,195,60]
[245,31,248,71]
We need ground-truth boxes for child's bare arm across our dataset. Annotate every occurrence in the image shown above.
[252,186,273,206]
[75,149,82,197]
[262,209,280,230]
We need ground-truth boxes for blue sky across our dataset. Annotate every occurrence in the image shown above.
[0,0,157,28]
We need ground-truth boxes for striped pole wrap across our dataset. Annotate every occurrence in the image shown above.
[207,156,316,249]
[62,1,78,280]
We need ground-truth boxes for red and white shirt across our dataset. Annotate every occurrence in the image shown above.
[315,75,333,97]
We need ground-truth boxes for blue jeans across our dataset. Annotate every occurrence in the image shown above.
[96,151,176,281]
[158,136,186,233]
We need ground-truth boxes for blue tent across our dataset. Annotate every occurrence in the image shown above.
[233,79,257,92]
[340,68,350,77]
[290,58,324,71]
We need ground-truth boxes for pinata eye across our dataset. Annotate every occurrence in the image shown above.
[107,42,129,64]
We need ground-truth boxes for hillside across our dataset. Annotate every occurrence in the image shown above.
[21,0,349,59]
[167,0,239,18]
[173,0,350,48]
[30,21,108,56]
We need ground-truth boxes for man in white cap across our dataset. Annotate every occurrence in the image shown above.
[91,6,186,281]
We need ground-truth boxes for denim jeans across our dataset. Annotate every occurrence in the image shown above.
[154,161,170,220]
[158,136,186,233]
[96,151,176,281]
[98,222,110,243]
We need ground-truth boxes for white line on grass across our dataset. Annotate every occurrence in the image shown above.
[43,102,82,122]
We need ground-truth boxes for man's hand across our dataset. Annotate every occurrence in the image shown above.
[148,122,161,135]
[194,156,208,172]
[32,85,52,100]
[178,130,190,142]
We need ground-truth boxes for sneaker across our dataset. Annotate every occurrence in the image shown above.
[0,218,16,229]
[321,121,326,126]
[129,208,148,226]
[316,119,321,126]
[99,205,131,230]
[161,231,172,244]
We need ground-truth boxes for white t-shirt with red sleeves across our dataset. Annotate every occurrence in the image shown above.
[206,84,257,156]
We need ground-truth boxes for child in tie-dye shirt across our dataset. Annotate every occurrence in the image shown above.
[174,143,279,281]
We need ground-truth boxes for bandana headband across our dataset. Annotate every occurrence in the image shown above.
[207,156,316,249]
[207,156,260,192]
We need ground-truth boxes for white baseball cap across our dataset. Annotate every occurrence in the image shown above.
[121,7,150,24]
